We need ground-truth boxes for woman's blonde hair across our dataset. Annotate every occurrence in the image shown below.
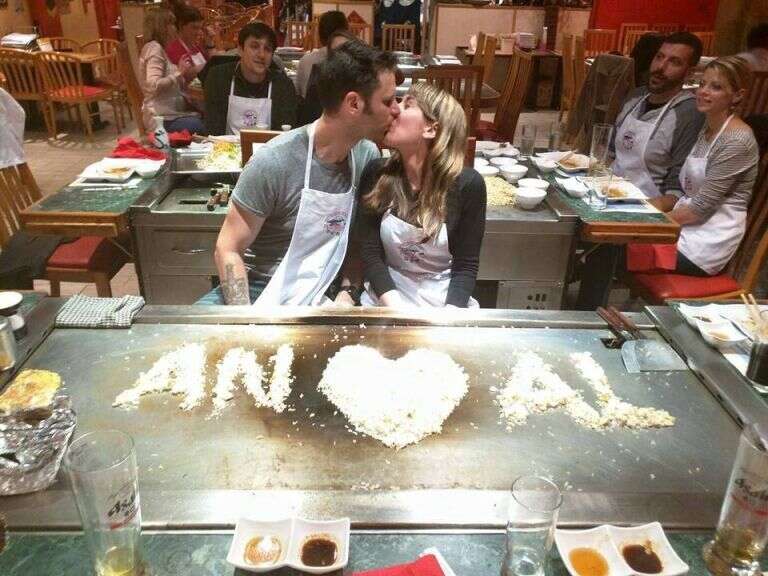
[364,82,467,238]
[705,56,753,111]
[144,7,176,47]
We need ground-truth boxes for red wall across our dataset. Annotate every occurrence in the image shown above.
[590,0,719,31]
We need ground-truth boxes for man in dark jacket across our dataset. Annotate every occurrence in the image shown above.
[203,22,298,134]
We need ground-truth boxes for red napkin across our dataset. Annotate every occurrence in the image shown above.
[110,137,167,160]
[146,129,193,148]
[626,243,678,272]
[353,554,445,576]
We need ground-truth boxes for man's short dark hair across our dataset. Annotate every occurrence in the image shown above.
[176,5,203,27]
[238,22,277,52]
[747,24,768,51]
[319,11,348,46]
[662,31,703,67]
[317,40,397,112]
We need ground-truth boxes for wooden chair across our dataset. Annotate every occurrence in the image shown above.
[82,39,127,131]
[0,163,129,297]
[583,29,616,58]
[285,20,312,48]
[199,7,221,20]
[218,1,245,16]
[470,33,496,85]
[414,65,483,136]
[475,49,533,142]
[258,4,275,29]
[651,23,679,35]
[742,71,768,118]
[625,162,768,302]
[559,34,575,121]
[382,23,416,53]
[240,129,281,164]
[135,34,146,54]
[38,36,82,53]
[37,51,120,139]
[622,29,652,56]
[693,31,716,56]
[349,22,373,45]
[0,49,55,138]
[116,42,147,140]
[619,23,648,55]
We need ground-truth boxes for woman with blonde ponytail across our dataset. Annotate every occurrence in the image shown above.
[357,82,487,308]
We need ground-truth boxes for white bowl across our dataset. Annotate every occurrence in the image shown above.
[483,148,505,158]
[696,319,747,350]
[608,522,689,576]
[475,140,501,152]
[289,518,350,574]
[227,518,293,573]
[476,165,500,177]
[515,187,547,209]
[474,158,489,169]
[518,178,550,190]
[0,291,23,313]
[490,157,518,168]
[500,145,520,158]
[533,158,557,173]
[135,163,161,178]
[500,165,528,183]
[555,526,628,576]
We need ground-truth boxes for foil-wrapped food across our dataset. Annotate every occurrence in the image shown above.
[0,396,76,495]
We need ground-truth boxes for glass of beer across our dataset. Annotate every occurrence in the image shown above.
[704,424,768,576]
[65,430,144,576]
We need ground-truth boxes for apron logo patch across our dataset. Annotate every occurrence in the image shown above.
[241,110,261,128]
[622,131,635,150]
[325,213,347,235]
[398,242,424,263]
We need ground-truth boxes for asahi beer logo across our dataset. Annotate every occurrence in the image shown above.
[622,131,636,151]
[398,241,424,263]
[106,481,140,530]
[325,212,347,236]
[731,476,768,517]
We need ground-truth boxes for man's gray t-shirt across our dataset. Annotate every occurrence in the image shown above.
[231,125,380,281]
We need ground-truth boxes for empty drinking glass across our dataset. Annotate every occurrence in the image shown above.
[520,125,538,158]
[548,122,566,152]
[589,123,614,174]
[65,430,144,576]
[501,475,562,576]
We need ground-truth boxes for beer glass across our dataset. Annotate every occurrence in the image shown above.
[589,123,614,175]
[704,424,768,576]
[65,430,144,576]
[520,125,538,158]
[501,475,562,576]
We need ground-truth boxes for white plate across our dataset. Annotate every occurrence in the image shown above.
[601,179,648,202]
[79,161,136,182]
[608,522,689,576]
[227,518,293,573]
[555,176,588,198]
[556,153,590,173]
[556,526,629,576]
[696,319,748,349]
[676,303,725,328]
[289,518,350,574]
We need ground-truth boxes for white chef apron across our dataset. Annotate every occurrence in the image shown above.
[255,121,356,306]
[676,115,744,275]
[612,94,676,198]
[361,211,479,308]
[179,39,206,69]
[226,70,272,135]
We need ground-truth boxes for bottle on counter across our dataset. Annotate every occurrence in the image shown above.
[540,26,548,51]
[152,116,170,151]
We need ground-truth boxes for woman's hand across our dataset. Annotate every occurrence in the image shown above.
[178,56,197,82]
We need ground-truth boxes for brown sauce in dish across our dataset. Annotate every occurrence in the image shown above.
[301,535,338,567]
[569,547,609,576]
[243,535,282,566]
[622,542,663,573]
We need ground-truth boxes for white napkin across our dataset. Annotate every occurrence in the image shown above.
[556,177,588,196]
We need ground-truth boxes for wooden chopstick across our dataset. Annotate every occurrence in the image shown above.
[742,294,765,339]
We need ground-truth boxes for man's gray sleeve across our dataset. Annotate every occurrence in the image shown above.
[231,148,280,217]
[661,105,705,197]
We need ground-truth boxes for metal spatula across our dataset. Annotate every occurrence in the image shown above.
[599,307,688,373]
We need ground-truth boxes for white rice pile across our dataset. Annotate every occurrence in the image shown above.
[265,344,294,413]
[318,345,469,449]
[213,347,264,413]
[113,343,207,410]
[497,351,674,430]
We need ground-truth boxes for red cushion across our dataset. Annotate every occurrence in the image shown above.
[49,85,109,99]
[632,271,741,300]
[47,236,125,270]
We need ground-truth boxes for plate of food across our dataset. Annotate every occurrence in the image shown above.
[79,160,137,182]
[556,153,590,173]
[602,180,647,202]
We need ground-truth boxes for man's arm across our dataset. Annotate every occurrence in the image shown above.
[214,201,265,304]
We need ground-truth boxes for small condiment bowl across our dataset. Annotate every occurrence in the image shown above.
[500,145,520,158]
[289,517,350,574]
[518,178,550,190]
[500,164,528,183]
[608,522,689,576]
[555,526,629,576]
[0,291,23,316]
[475,140,501,153]
[515,187,547,210]
[483,148,506,158]
[490,157,518,169]
[474,158,489,169]
[477,165,500,177]
[533,158,557,173]
[696,319,747,350]
[227,517,292,573]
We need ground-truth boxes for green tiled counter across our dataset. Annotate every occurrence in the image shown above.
[0,531,744,575]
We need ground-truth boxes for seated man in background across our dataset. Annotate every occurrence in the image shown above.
[575,32,705,310]
[294,10,348,99]
[203,22,298,135]
[204,42,400,306]
[738,24,768,72]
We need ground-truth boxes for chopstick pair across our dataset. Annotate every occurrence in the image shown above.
[740,293,766,340]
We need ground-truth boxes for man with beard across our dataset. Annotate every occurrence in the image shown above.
[203,41,400,306]
[575,32,705,310]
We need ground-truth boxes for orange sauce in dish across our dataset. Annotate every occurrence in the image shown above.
[569,547,609,576]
